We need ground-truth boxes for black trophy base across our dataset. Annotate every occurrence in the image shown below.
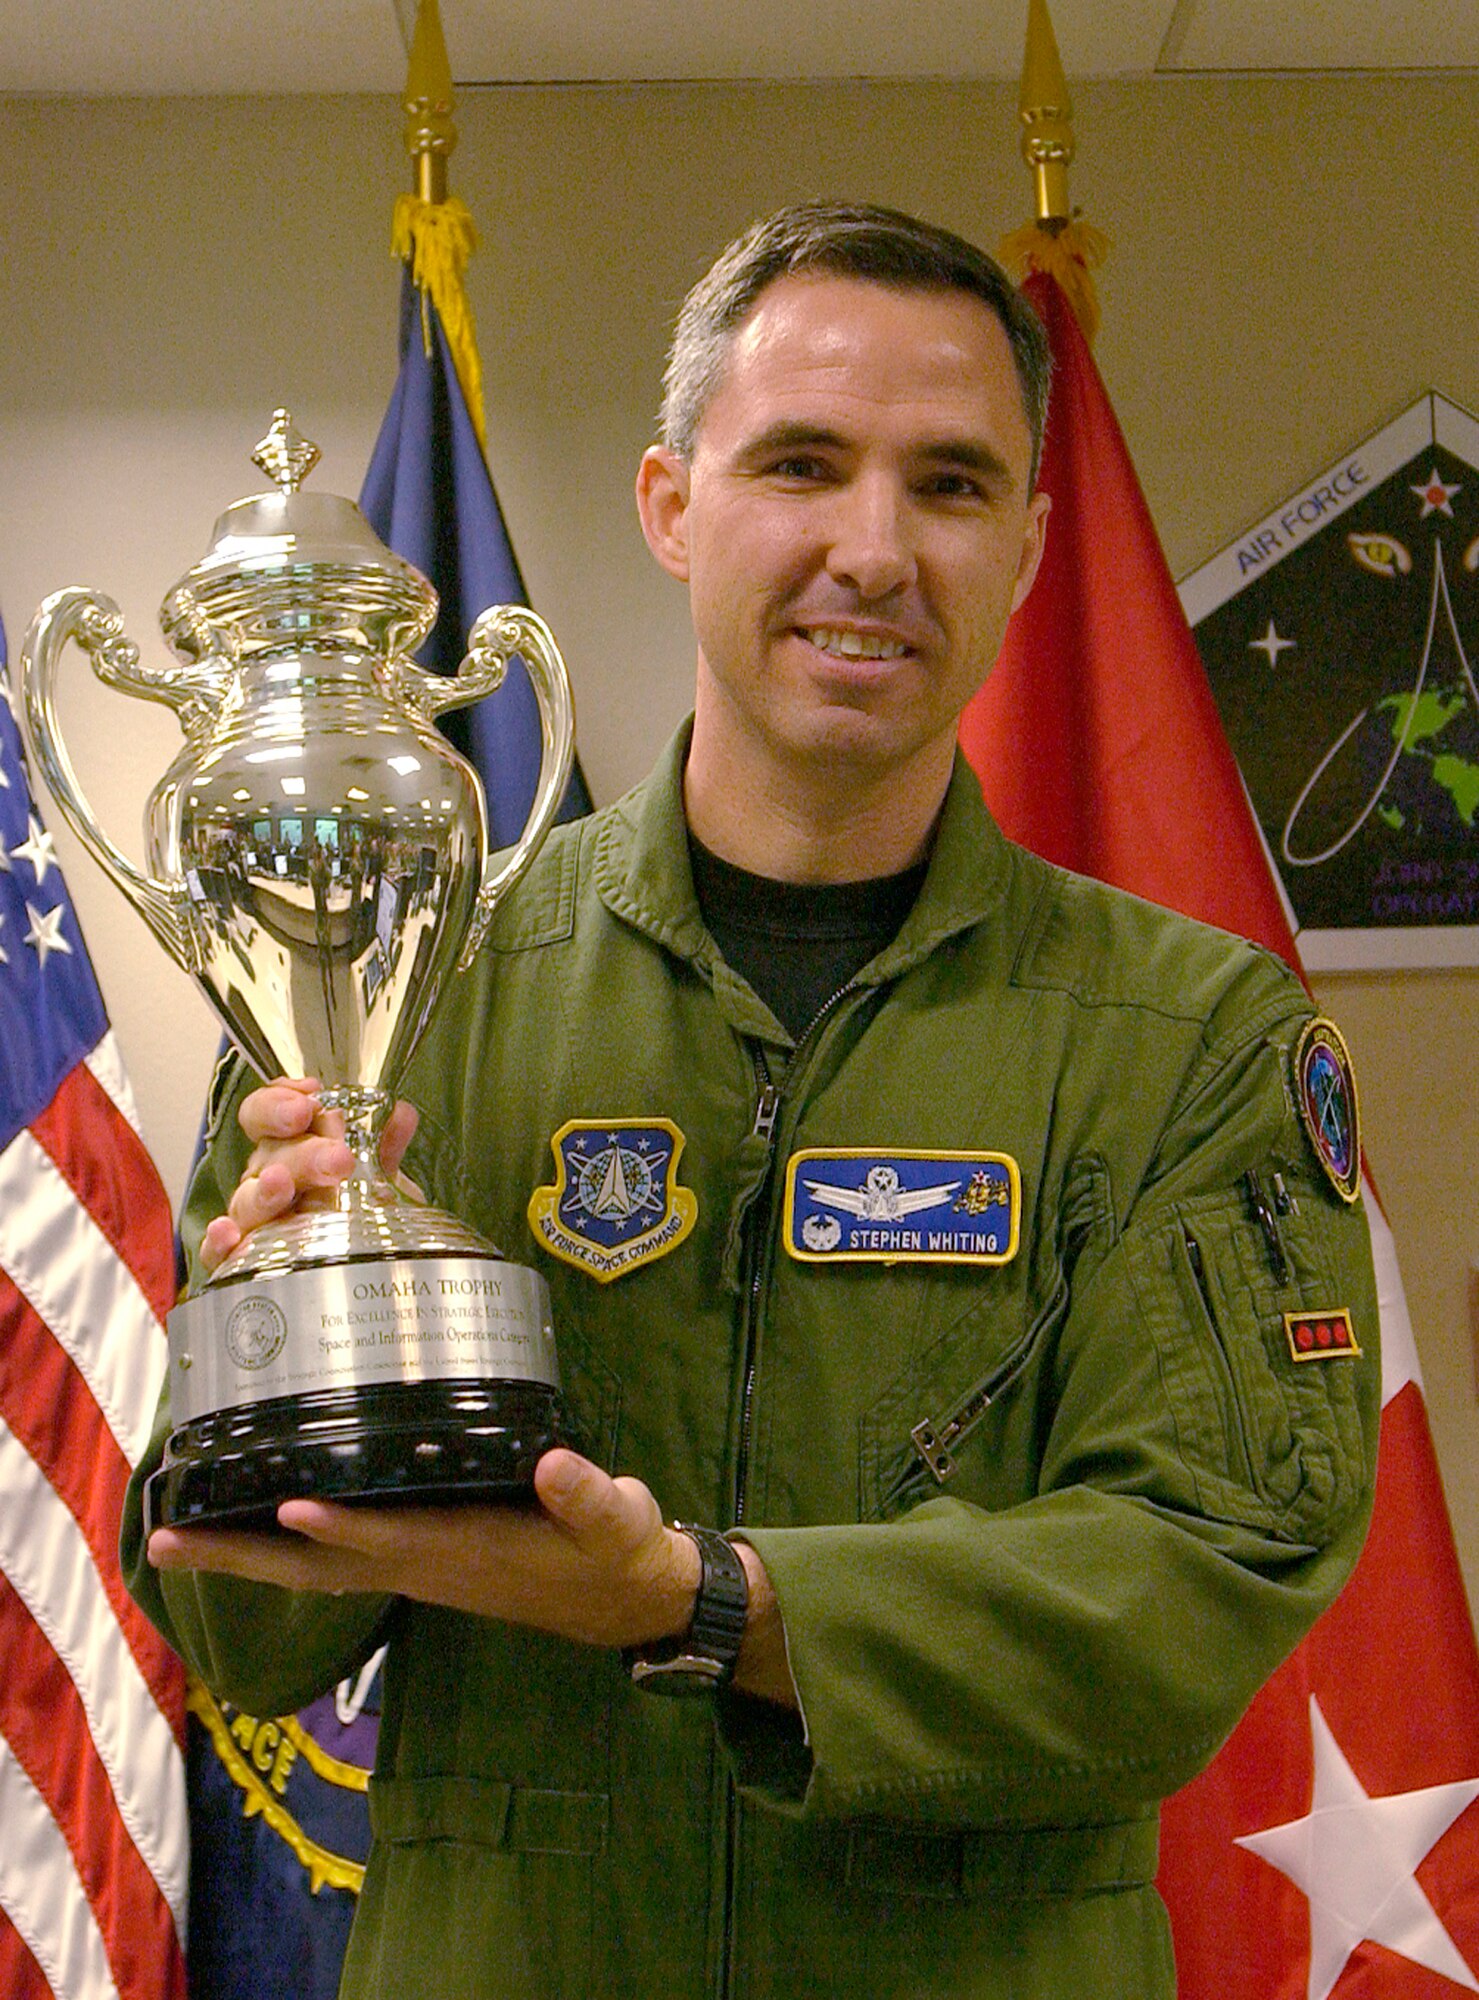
[143,1378,570,1533]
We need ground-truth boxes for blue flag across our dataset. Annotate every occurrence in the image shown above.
[361,271,592,841]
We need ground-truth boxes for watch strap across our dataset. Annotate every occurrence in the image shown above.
[626,1523,748,1696]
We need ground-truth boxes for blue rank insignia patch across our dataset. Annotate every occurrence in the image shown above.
[1294,1017,1361,1203]
[528,1119,697,1283]
[783,1149,1021,1265]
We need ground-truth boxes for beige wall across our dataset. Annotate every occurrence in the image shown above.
[1,78,1475,1609]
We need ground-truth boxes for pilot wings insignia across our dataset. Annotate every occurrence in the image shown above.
[804,1163,960,1221]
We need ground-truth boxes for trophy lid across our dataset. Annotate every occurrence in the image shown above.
[163,411,439,660]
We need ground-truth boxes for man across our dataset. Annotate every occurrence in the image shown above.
[126,203,1378,1998]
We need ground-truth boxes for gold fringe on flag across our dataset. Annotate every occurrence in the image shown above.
[996,217,1109,346]
[392,191,488,454]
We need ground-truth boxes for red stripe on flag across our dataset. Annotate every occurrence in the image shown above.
[29,1060,177,1321]
[0,1907,56,2000]
[0,1577,186,2000]
[0,1280,183,1730]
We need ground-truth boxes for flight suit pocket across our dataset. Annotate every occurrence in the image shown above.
[361,1775,607,2000]
[1123,1177,1371,1543]
[858,1274,1068,1523]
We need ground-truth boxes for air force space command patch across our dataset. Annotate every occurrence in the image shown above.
[528,1120,697,1282]
[784,1150,1021,1264]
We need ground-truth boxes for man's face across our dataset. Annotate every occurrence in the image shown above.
[637,273,1048,792]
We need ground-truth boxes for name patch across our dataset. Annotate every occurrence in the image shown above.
[784,1150,1021,1265]
[528,1120,697,1283]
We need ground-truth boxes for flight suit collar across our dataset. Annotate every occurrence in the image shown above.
[593,717,1020,991]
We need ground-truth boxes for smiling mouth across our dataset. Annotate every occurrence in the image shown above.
[800,627,912,661]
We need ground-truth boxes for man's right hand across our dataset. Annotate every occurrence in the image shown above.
[200,1078,420,1275]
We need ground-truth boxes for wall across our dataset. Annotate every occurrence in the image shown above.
[1,77,1475,1605]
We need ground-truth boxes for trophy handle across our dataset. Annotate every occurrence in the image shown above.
[21,587,194,963]
[452,605,575,971]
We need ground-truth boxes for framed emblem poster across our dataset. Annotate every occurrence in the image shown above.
[1180,393,1479,969]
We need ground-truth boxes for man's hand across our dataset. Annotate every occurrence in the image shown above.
[148,1449,701,1648]
[201,1078,420,1274]
[148,1450,798,1705]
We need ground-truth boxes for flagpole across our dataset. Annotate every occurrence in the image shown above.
[403,0,455,206]
[392,0,488,451]
[1000,0,1106,341]
[1018,0,1073,227]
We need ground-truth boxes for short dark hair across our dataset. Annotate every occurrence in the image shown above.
[660,201,1052,484]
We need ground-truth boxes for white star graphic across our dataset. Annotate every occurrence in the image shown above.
[24,901,72,967]
[1412,467,1462,518]
[1250,619,1297,666]
[14,814,58,887]
[0,912,8,965]
[1237,1696,1479,2000]
[0,832,11,872]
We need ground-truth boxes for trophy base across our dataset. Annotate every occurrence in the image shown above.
[143,1377,569,1533]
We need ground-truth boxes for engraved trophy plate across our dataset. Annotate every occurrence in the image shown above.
[22,412,576,1527]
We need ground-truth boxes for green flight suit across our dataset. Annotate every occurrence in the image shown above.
[125,725,1379,1999]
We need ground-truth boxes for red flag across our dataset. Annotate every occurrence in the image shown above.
[961,266,1479,1996]
[0,634,187,2000]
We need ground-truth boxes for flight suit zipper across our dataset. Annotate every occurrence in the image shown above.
[733,1062,781,1528]
[732,979,857,1527]
[721,982,857,2000]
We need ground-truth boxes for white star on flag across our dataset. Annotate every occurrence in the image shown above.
[1237,1695,1479,2000]
[1249,619,1296,666]
[1411,467,1462,518]
[13,814,58,886]
[23,901,72,967]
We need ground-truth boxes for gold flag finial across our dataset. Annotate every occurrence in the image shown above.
[404,0,456,204]
[1019,0,1074,226]
[998,0,1105,341]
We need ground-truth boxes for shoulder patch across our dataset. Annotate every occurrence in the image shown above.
[528,1119,697,1283]
[1293,1018,1361,1203]
[784,1149,1020,1264]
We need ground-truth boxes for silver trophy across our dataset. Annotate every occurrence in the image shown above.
[22,412,575,1528]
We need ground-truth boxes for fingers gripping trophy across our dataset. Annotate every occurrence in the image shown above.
[22,412,575,1529]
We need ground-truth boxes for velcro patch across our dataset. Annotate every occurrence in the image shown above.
[528,1120,697,1284]
[1294,1018,1361,1203]
[784,1150,1020,1265]
[1283,1309,1361,1362]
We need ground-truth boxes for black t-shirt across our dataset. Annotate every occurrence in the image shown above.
[688,835,927,1041]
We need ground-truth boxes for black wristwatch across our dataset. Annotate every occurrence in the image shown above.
[626,1523,749,1697]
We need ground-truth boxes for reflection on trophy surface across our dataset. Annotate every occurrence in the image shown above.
[22,412,575,1529]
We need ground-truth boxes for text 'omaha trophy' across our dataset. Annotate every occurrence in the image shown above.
[23,413,575,1530]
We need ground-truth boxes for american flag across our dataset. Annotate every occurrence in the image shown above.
[0,619,188,2000]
